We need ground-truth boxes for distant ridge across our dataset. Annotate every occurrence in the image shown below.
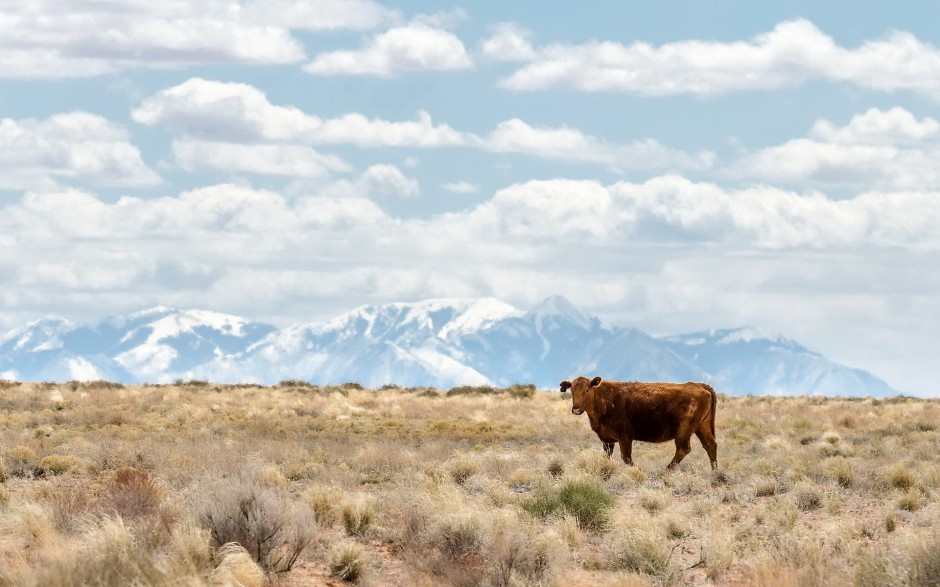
[0,297,897,396]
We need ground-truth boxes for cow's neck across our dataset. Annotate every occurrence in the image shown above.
[585,387,606,426]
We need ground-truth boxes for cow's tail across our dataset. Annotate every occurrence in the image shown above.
[703,383,717,437]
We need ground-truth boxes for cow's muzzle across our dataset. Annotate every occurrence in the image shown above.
[571,408,584,416]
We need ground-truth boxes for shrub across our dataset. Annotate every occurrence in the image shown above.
[81,380,125,390]
[607,528,676,578]
[897,488,924,512]
[547,459,564,478]
[754,477,779,497]
[307,486,343,527]
[199,478,315,573]
[521,490,562,520]
[38,454,81,475]
[885,463,916,490]
[446,385,500,397]
[448,455,480,485]
[4,445,37,477]
[578,451,617,481]
[330,542,368,583]
[49,484,95,532]
[210,543,266,587]
[342,499,376,537]
[558,480,613,530]
[278,379,313,388]
[107,467,164,519]
[507,384,536,399]
[436,514,484,561]
[793,485,823,511]
[826,457,853,488]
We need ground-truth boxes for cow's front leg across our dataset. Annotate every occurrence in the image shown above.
[619,438,634,466]
[602,442,614,458]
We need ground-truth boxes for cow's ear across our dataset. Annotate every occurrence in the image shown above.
[559,381,572,392]
[590,376,602,387]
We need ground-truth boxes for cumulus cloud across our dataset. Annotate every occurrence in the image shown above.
[0,111,160,190]
[132,78,322,142]
[442,175,940,249]
[480,22,536,62]
[136,79,711,172]
[320,164,420,198]
[171,139,351,178]
[501,19,940,101]
[314,111,466,147]
[480,118,716,170]
[732,107,940,189]
[304,22,472,76]
[0,1,327,78]
[241,0,398,31]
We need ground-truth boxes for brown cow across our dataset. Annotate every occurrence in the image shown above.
[559,376,718,470]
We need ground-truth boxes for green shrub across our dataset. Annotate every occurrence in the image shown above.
[446,385,500,397]
[507,384,536,399]
[278,379,313,388]
[520,490,562,520]
[558,481,613,530]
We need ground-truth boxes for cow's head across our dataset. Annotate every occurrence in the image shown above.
[560,376,602,416]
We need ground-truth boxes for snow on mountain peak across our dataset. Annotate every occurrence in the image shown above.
[117,308,250,346]
[526,295,593,329]
[437,298,521,338]
[1,317,75,352]
[716,326,784,345]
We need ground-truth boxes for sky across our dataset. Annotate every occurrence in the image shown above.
[1,1,939,393]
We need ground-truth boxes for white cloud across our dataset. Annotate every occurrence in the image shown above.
[132,78,322,142]
[320,164,419,198]
[501,19,940,101]
[442,181,478,194]
[480,23,536,62]
[732,107,940,189]
[358,164,419,197]
[0,1,317,78]
[0,111,160,190]
[241,0,398,31]
[810,107,940,144]
[172,139,351,178]
[314,111,466,147]
[304,22,472,77]
[136,79,709,171]
[480,118,715,170]
[444,175,940,249]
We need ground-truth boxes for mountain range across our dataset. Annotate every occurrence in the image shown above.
[0,296,897,396]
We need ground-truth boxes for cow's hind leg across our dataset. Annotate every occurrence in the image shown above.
[695,429,718,470]
[667,436,692,470]
[602,442,614,458]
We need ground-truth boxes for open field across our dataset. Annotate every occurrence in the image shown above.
[0,379,939,586]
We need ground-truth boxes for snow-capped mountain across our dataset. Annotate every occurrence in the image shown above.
[0,297,900,395]
[1,307,275,383]
[661,328,896,396]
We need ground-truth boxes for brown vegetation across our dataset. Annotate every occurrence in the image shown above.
[0,380,937,585]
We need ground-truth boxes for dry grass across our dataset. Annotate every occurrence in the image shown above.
[0,382,937,585]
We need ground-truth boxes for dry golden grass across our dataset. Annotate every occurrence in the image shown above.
[0,381,938,586]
